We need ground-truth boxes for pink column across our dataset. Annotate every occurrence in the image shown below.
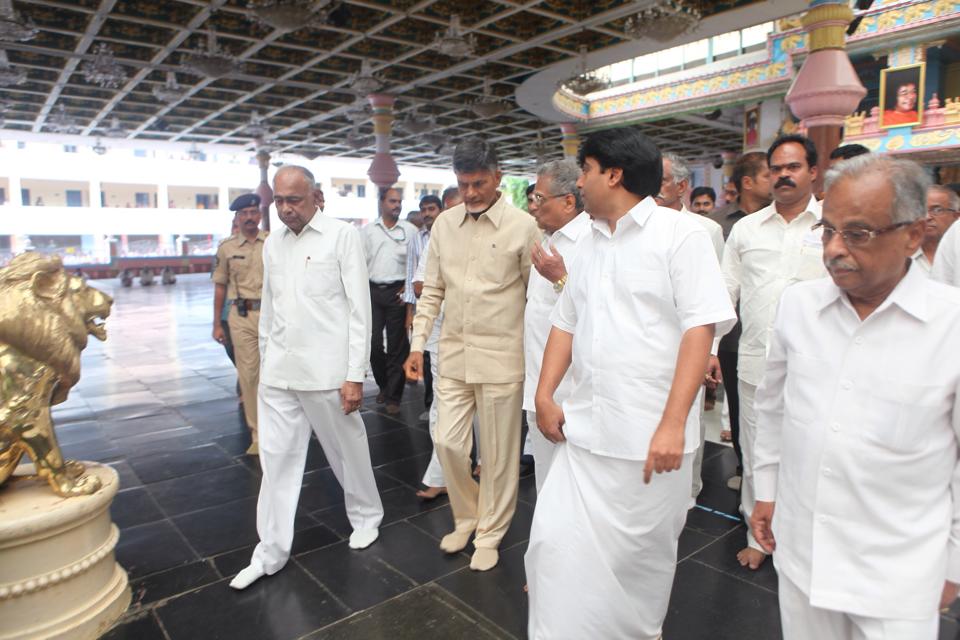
[367,93,400,191]
[559,123,580,160]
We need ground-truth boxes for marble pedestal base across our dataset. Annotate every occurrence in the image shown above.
[0,463,130,640]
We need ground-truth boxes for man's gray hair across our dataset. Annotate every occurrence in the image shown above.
[662,152,691,185]
[929,184,960,211]
[537,159,584,212]
[274,164,317,189]
[453,136,499,174]
[824,153,931,224]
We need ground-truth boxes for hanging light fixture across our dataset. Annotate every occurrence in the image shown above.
[0,48,25,86]
[623,0,701,42]
[298,146,322,160]
[153,71,187,104]
[0,0,38,43]
[346,97,371,124]
[82,43,127,89]
[346,59,382,96]
[48,104,79,134]
[469,78,511,119]
[247,0,339,32]
[242,110,271,139]
[103,117,127,138]
[558,45,609,96]
[187,143,204,161]
[397,105,434,135]
[344,124,373,150]
[433,15,475,59]
[182,29,239,79]
[91,137,107,155]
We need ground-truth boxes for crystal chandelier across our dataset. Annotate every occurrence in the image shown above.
[0,0,38,43]
[91,137,107,155]
[397,106,434,135]
[242,110,271,139]
[344,124,372,151]
[433,15,475,58]
[182,29,239,79]
[624,0,701,42]
[559,45,609,96]
[153,71,187,104]
[82,43,127,89]
[103,117,126,138]
[48,104,79,134]
[470,78,511,119]
[248,0,338,32]
[0,48,25,86]
[346,59,382,96]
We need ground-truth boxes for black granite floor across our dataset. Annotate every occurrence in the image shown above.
[41,274,960,639]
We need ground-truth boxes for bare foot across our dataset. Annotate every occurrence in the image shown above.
[736,547,767,570]
[720,430,732,442]
[473,464,482,478]
[523,584,528,593]
[415,486,447,500]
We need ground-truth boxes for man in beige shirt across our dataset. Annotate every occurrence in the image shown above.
[404,137,540,572]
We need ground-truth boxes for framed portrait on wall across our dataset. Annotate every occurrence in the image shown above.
[880,62,925,129]
[743,105,760,148]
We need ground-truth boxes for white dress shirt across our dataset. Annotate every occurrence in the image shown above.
[403,226,430,304]
[414,238,441,353]
[523,212,591,411]
[362,218,416,284]
[259,214,371,390]
[912,249,933,274]
[932,222,960,285]
[721,196,825,386]
[680,205,724,261]
[551,198,736,460]
[753,264,960,620]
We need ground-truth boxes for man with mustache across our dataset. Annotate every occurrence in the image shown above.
[915,185,960,273]
[751,154,960,639]
[721,134,825,571]
[363,187,417,415]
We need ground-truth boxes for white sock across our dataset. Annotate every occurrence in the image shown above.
[348,528,379,550]
[229,565,265,590]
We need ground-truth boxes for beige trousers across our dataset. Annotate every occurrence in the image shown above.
[228,307,260,442]
[434,376,523,549]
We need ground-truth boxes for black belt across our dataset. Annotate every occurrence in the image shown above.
[232,299,261,311]
[371,280,404,289]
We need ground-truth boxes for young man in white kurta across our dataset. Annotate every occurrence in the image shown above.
[526,128,736,640]
[230,166,383,590]
[721,135,825,569]
[751,154,960,639]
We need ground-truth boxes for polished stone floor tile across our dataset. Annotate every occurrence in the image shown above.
[297,541,415,611]
[147,464,260,516]
[365,521,471,584]
[366,427,435,467]
[690,527,780,593]
[127,443,236,484]
[101,611,167,640]
[116,520,199,579]
[111,486,165,529]
[129,559,220,607]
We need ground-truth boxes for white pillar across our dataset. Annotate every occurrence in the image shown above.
[8,173,21,208]
[157,182,169,210]
[89,178,102,209]
[219,184,229,211]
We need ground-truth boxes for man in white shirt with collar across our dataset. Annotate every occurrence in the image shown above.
[525,127,736,639]
[363,187,417,415]
[523,158,591,492]
[917,185,960,273]
[722,133,825,571]
[658,151,725,260]
[751,153,960,639]
[230,166,384,591]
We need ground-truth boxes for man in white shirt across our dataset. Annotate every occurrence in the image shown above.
[526,127,736,639]
[916,185,960,273]
[658,152,726,259]
[721,134,825,571]
[362,187,417,415]
[230,166,384,591]
[523,158,591,492]
[751,153,960,639]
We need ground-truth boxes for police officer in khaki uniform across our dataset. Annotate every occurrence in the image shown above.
[213,193,267,455]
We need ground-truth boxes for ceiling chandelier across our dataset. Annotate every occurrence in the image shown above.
[242,110,271,139]
[470,78,511,119]
[247,0,339,32]
[346,97,370,124]
[298,146,322,160]
[153,71,187,104]
[559,45,609,96]
[433,15,475,59]
[103,117,126,138]
[0,48,25,86]
[347,59,382,96]
[624,0,701,42]
[91,138,107,155]
[397,106,434,135]
[187,143,204,161]
[344,124,373,151]
[48,104,79,134]
[182,29,239,79]
[82,43,127,89]
[0,0,37,42]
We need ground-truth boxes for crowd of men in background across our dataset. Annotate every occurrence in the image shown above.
[209,128,960,639]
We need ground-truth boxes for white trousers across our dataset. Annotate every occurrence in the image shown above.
[525,410,557,494]
[738,380,764,552]
[526,442,693,640]
[691,392,706,499]
[251,384,384,575]
[779,572,939,640]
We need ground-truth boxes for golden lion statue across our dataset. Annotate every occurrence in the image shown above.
[0,253,113,497]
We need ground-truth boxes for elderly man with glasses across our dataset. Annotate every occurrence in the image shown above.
[751,153,960,639]
[915,185,960,273]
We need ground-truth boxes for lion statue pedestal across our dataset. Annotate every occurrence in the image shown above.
[0,463,130,640]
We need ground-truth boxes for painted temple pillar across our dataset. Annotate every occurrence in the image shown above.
[367,94,400,192]
[255,148,272,232]
[785,0,866,194]
[560,123,580,160]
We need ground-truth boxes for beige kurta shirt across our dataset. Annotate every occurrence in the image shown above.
[411,194,540,384]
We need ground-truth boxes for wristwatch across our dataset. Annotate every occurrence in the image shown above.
[553,274,567,293]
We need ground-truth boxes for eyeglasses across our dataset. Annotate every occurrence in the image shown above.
[811,220,912,247]
[532,192,571,206]
[927,206,958,217]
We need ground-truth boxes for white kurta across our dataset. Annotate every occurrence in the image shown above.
[681,205,724,261]
[754,264,960,621]
[912,248,933,274]
[525,198,736,639]
[932,221,960,285]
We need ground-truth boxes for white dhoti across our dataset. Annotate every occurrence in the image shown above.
[738,380,764,552]
[421,346,445,488]
[525,442,693,640]
[778,571,939,640]
[690,391,706,499]
[251,384,384,574]
[525,410,557,494]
